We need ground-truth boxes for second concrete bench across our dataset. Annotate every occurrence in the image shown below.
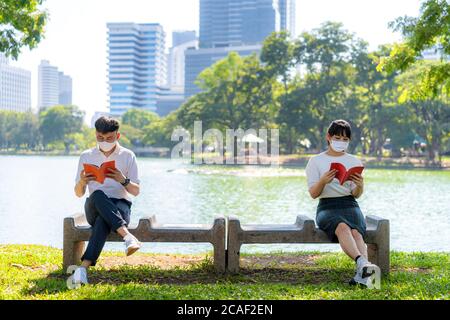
[227,215,390,275]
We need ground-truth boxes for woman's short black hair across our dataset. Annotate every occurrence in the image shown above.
[327,119,352,142]
[95,116,120,134]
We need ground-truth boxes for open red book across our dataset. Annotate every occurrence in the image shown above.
[83,160,116,184]
[330,162,364,185]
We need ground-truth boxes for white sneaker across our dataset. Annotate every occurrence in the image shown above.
[66,266,88,289]
[349,271,369,287]
[349,256,381,289]
[124,234,142,256]
[356,256,379,279]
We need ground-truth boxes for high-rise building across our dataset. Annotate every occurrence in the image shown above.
[58,72,73,106]
[107,23,167,117]
[38,60,72,109]
[199,0,295,48]
[186,0,296,98]
[168,31,198,92]
[173,30,197,47]
[38,60,58,109]
[0,54,31,112]
[279,0,296,37]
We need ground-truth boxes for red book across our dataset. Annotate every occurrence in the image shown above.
[83,161,116,184]
[330,162,364,185]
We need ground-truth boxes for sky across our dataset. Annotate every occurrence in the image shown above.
[9,0,422,123]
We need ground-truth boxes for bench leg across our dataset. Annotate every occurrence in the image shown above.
[227,243,241,273]
[368,241,390,275]
[63,240,85,270]
[213,243,226,274]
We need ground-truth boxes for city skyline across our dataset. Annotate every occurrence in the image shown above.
[6,0,421,123]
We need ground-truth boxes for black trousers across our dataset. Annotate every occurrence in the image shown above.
[81,190,132,266]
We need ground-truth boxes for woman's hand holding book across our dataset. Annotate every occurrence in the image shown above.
[319,169,338,186]
[349,172,364,188]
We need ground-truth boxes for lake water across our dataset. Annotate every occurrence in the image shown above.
[0,156,449,254]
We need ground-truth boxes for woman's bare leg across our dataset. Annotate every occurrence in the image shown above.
[351,229,368,260]
[335,223,361,260]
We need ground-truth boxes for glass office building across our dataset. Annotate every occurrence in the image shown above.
[199,0,295,49]
[185,0,296,98]
[107,23,167,117]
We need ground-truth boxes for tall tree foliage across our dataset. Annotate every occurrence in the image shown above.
[377,0,450,99]
[0,0,48,59]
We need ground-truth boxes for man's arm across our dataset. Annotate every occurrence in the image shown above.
[74,179,87,198]
[124,181,140,197]
[74,170,96,198]
[105,168,140,197]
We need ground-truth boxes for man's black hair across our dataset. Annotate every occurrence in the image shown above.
[95,116,120,134]
[327,119,352,145]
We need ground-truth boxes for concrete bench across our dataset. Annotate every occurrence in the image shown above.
[63,213,226,273]
[227,215,390,275]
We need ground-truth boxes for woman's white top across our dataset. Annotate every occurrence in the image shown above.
[305,151,363,199]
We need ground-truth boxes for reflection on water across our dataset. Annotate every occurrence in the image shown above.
[0,156,449,253]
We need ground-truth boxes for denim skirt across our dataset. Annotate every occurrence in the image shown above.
[316,195,366,243]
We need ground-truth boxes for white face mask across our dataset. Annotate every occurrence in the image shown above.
[330,139,349,153]
[97,140,117,152]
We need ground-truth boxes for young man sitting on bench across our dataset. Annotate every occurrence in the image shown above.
[67,116,142,288]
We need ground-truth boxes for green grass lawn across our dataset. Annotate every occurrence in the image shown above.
[0,245,448,300]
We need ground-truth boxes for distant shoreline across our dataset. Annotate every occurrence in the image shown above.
[1,150,449,170]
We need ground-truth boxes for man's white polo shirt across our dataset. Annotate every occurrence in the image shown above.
[75,143,140,202]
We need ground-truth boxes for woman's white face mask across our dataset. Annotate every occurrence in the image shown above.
[330,139,349,153]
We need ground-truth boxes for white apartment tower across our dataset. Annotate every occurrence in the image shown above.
[38,60,73,109]
[0,54,31,112]
[168,31,198,92]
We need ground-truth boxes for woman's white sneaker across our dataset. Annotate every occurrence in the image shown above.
[350,256,381,289]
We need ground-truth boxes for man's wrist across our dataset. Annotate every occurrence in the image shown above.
[121,177,130,186]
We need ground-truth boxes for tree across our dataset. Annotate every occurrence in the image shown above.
[121,108,160,130]
[377,0,450,100]
[281,22,362,152]
[14,111,40,150]
[177,52,277,131]
[120,109,160,147]
[143,112,181,148]
[351,44,399,157]
[396,61,450,164]
[39,105,84,149]
[261,31,295,109]
[0,0,48,59]
[261,31,297,153]
[119,124,145,148]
